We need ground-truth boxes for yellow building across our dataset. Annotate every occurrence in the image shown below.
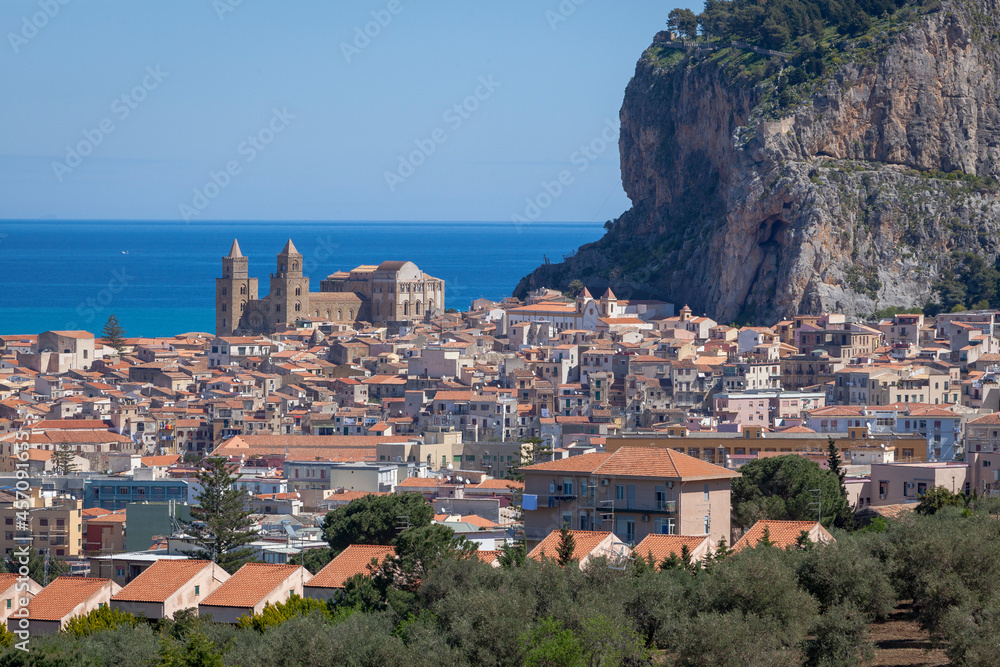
[0,489,83,559]
[606,425,928,464]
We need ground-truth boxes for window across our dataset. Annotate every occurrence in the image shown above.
[195,586,200,595]
[703,484,709,501]
[615,484,624,500]
[4,599,9,609]
[704,515,710,534]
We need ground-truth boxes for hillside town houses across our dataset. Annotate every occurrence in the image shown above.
[5,247,1000,626]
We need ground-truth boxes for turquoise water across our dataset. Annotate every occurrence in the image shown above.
[0,220,603,337]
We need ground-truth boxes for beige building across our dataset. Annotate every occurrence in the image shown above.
[848,461,970,508]
[527,530,631,569]
[965,413,1000,454]
[111,559,230,620]
[11,576,120,635]
[217,239,444,335]
[521,446,739,547]
[609,425,929,465]
[0,490,83,559]
[0,573,42,627]
[18,331,96,373]
[198,562,312,623]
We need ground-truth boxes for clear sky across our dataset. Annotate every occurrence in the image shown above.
[0,0,695,222]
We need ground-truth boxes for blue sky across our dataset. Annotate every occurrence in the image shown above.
[0,0,695,222]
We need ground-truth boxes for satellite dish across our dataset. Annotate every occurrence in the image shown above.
[447,463,454,470]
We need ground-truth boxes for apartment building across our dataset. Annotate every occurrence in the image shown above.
[0,489,82,558]
[521,446,739,547]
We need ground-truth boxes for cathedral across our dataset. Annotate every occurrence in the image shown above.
[215,239,445,336]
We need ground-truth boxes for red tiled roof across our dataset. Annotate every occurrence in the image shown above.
[308,545,395,589]
[523,447,739,481]
[474,479,524,491]
[200,563,307,608]
[24,577,111,621]
[528,530,614,562]
[112,560,215,603]
[733,520,822,551]
[633,535,711,564]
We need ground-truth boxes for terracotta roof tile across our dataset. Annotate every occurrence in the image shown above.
[200,563,308,608]
[522,447,739,480]
[733,520,823,551]
[25,577,112,621]
[112,560,216,603]
[528,530,613,562]
[308,545,395,589]
[632,535,711,564]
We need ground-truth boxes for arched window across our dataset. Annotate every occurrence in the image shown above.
[375,302,380,317]
[349,309,354,320]
[337,310,343,320]
[428,300,434,313]
[292,261,298,271]
[403,301,409,316]
[222,287,227,296]
[240,302,245,312]
[222,303,227,312]
[281,263,286,272]
[240,285,246,295]
[326,310,330,319]
[222,318,227,329]
[294,302,301,312]
[295,286,301,296]
[415,301,421,315]
[315,310,319,316]
[276,304,281,313]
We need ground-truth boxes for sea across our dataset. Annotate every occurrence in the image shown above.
[0,220,604,337]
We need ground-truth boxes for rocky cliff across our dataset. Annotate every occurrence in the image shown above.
[515,0,1000,323]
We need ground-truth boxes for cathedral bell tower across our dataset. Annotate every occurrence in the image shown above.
[269,239,309,329]
[216,239,258,336]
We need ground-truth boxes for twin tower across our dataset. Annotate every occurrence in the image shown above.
[215,239,445,336]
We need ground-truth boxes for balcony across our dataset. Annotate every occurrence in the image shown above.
[611,498,676,513]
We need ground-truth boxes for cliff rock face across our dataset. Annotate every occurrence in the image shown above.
[515,0,1000,322]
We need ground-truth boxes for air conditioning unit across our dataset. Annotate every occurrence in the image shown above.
[665,481,674,489]
[641,515,650,522]
[600,479,610,486]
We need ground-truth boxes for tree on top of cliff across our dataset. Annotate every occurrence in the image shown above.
[668,7,698,39]
[694,0,939,51]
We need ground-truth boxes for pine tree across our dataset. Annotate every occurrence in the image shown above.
[184,457,258,573]
[758,526,774,547]
[795,530,814,550]
[827,437,846,489]
[101,314,127,353]
[52,442,78,474]
[713,537,733,561]
[555,527,576,567]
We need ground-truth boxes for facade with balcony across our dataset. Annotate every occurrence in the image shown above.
[520,446,739,547]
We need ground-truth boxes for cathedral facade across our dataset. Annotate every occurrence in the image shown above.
[215,239,444,336]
